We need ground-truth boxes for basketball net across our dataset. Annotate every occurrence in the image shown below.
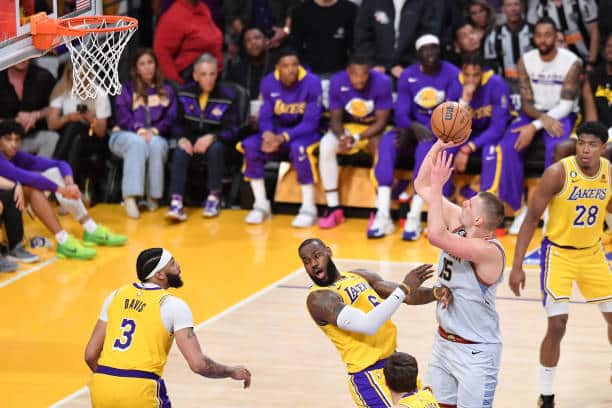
[31,14,138,100]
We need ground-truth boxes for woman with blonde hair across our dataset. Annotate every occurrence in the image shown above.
[466,0,497,44]
[110,48,177,218]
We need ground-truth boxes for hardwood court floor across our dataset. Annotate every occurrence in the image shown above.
[0,205,610,407]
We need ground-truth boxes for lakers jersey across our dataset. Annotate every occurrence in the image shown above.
[98,283,173,376]
[398,389,440,407]
[547,156,611,248]
[309,272,397,373]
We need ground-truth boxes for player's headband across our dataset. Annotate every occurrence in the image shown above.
[144,248,173,280]
[415,34,440,51]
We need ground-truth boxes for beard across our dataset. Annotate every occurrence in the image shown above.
[167,273,184,288]
[309,259,340,287]
[538,43,555,56]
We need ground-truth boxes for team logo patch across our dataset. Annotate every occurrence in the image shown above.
[414,87,445,110]
[211,107,223,117]
[374,11,389,25]
[570,171,577,178]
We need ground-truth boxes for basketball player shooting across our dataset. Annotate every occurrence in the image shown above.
[414,141,506,407]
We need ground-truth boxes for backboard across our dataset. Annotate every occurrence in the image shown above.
[0,0,102,70]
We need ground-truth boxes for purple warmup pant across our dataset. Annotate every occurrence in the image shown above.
[497,113,575,211]
[241,131,321,184]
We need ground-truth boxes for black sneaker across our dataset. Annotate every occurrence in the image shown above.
[8,244,40,263]
[538,394,555,408]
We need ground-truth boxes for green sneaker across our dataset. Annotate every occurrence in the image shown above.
[57,236,97,260]
[83,225,128,246]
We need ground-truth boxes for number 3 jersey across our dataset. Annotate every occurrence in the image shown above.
[309,272,397,373]
[546,156,611,248]
[98,283,192,376]
[436,234,504,344]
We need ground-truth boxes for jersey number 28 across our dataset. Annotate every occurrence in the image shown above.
[112,318,136,351]
[573,205,599,227]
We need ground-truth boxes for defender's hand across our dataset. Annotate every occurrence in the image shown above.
[402,264,434,292]
[509,267,526,297]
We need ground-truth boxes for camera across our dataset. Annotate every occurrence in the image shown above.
[76,103,88,114]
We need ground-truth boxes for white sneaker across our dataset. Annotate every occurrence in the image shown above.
[291,209,317,228]
[367,213,396,238]
[245,201,271,224]
[508,205,527,235]
[402,215,422,241]
[124,197,140,219]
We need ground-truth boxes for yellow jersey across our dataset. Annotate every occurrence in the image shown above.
[398,389,440,407]
[547,156,611,248]
[309,272,397,373]
[97,283,174,376]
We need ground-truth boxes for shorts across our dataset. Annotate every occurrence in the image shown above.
[540,238,612,309]
[424,332,501,408]
[89,365,171,408]
[348,359,393,407]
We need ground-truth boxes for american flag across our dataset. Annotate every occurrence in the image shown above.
[76,0,89,11]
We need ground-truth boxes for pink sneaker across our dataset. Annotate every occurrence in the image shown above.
[318,208,344,229]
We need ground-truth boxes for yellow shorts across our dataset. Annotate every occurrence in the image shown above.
[343,123,371,155]
[540,238,612,304]
[89,367,170,408]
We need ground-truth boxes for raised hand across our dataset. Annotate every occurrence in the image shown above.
[402,264,434,292]
[431,150,454,187]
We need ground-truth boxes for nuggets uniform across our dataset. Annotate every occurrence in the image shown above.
[425,233,504,407]
[239,67,322,185]
[397,389,440,407]
[90,283,191,407]
[540,157,612,311]
[374,62,461,195]
[309,272,397,407]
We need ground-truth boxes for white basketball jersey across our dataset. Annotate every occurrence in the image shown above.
[435,232,504,344]
[522,48,580,112]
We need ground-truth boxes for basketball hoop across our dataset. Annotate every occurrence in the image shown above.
[31,13,138,99]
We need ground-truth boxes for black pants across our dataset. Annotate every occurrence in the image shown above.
[0,189,24,250]
[168,141,229,199]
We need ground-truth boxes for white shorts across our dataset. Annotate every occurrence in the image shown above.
[424,332,501,408]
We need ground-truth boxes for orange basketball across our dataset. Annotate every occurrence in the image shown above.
[430,101,472,144]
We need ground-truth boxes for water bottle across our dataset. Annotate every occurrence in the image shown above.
[30,236,53,249]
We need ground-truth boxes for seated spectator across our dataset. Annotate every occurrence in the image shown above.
[354,0,443,78]
[0,174,38,271]
[586,32,612,134]
[289,0,357,76]
[466,0,496,42]
[166,53,241,221]
[47,62,110,199]
[453,54,512,204]
[372,35,461,240]
[154,0,223,85]
[527,0,599,68]
[239,48,322,227]
[496,17,582,234]
[223,0,296,49]
[0,121,127,260]
[484,0,534,111]
[0,59,58,158]
[318,54,392,229]
[224,27,276,100]
[110,49,177,219]
[446,20,483,67]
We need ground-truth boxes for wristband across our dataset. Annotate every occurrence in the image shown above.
[282,132,290,142]
[399,282,412,296]
[352,133,361,144]
[433,287,442,301]
[531,119,543,131]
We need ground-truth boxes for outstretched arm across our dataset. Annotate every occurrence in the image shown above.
[175,327,251,388]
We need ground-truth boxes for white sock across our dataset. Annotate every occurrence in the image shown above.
[325,190,340,208]
[250,179,267,208]
[539,364,556,396]
[83,219,98,234]
[376,186,391,218]
[55,230,69,244]
[606,213,612,231]
[408,194,424,218]
[301,184,316,212]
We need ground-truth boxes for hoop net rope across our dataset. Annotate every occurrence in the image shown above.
[61,17,137,99]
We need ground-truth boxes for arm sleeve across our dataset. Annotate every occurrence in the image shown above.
[394,72,413,129]
[336,287,406,335]
[258,79,275,133]
[114,85,136,131]
[0,154,64,191]
[160,296,194,333]
[470,83,512,149]
[285,77,323,140]
[158,86,178,136]
[153,12,185,84]
[546,99,575,120]
[327,76,343,111]
[99,290,118,322]
[14,151,72,177]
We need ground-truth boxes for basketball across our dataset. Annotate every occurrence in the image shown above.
[430,101,472,144]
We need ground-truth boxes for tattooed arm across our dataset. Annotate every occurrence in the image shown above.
[175,327,251,387]
[517,57,540,119]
